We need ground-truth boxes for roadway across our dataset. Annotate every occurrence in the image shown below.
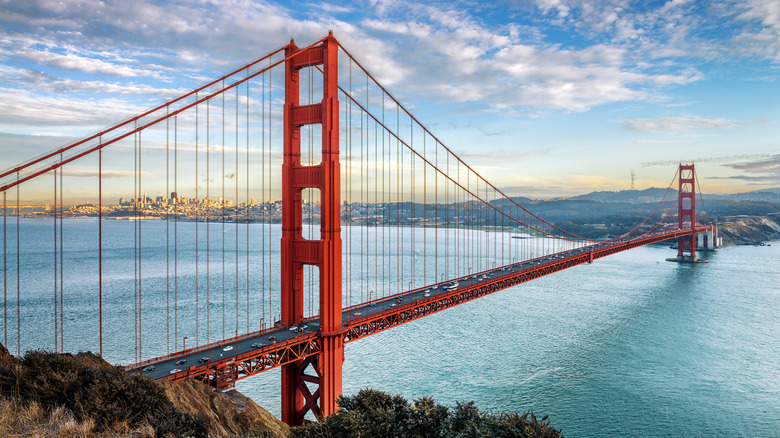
[130,228,690,381]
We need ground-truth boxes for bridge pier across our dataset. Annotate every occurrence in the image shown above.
[281,33,343,425]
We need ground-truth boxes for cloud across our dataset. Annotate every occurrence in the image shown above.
[716,154,780,184]
[641,153,772,168]
[19,49,163,78]
[623,116,749,132]
[733,0,780,62]
[0,87,144,130]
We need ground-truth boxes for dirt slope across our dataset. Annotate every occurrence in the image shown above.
[160,378,288,437]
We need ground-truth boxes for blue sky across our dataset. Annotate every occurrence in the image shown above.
[0,0,778,198]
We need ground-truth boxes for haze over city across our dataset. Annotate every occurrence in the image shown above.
[1,0,778,199]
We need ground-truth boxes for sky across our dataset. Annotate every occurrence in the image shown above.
[0,0,778,200]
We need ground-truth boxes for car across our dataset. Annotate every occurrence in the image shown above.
[353,312,361,316]
[288,325,298,331]
[142,365,155,372]
[368,302,376,307]
[300,324,308,330]
[170,368,182,374]
[251,343,263,348]
[424,289,431,297]
[269,336,276,342]
[222,345,233,352]
[176,359,187,365]
[197,357,208,364]
[390,303,396,307]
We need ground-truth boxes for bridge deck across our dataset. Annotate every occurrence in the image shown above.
[127,227,709,388]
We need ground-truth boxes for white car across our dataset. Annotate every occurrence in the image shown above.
[222,345,233,352]
[170,368,182,374]
[251,343,263,348]
[288,325,298,331]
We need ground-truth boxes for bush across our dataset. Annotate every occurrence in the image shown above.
[0,347,207,437]
[292,388,563,438]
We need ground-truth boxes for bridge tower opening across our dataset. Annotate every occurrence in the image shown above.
[281,32,343,425]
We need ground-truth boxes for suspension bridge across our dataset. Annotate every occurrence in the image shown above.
[0,33,714,425]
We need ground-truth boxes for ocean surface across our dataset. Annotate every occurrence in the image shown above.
[2,218,778,437]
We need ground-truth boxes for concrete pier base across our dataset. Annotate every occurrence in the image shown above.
[666,255,709,263]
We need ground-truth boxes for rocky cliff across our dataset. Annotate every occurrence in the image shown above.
[716,215,780,246]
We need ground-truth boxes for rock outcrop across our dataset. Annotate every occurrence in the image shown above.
[717,215,780,246]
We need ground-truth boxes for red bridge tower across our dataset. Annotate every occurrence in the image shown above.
[675,164,698,262]
[281,33,343,425]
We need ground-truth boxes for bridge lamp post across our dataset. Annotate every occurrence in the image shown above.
[183,336,188,350]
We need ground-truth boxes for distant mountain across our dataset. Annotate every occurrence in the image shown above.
[568,188,675,204]
[567,187,780,204]
[720,188,780,203]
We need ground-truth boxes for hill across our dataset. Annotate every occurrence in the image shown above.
[0,343,288,437]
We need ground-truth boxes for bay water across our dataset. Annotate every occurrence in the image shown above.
[2,218,778,436]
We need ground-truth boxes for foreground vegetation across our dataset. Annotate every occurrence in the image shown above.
[1,344,561,437]
[0,344,207,437]
[293,388,563,438]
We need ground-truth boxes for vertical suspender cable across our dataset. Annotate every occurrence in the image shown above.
[374,101,378,301]
[410,117,414,288]
[261,73,265,327]
[59,161,63,352]
[397,105,401,292]
[195,98,200,347]
[99,140,103,357]
[206,99,210,345]
[222,84,226,341]
[245,72,250,332]
[166,111,170,355]
[268,62,273,326]
[138,130,142,361]
[174,114,178,350]
[3,191,6,348]
[236,83,240,336]
[16,173,20,356]
[133,128,138,361]
[381,91,385,299]
[53,171,57,352]
[347,61,352,308]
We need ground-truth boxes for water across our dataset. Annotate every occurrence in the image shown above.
[2,219,778,436]
[238,242,780,437]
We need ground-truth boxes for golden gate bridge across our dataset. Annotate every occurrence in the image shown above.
[0,33,714,425]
